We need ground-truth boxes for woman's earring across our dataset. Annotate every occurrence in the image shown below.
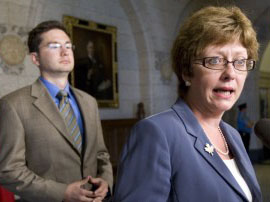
[185,81,191,86]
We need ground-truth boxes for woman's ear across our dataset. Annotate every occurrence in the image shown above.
[30,52,40,66]
[182,74,191,86]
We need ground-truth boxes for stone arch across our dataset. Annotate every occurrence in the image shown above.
[119,0,155,115]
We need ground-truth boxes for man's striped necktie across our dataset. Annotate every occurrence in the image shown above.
[57,90,82,152]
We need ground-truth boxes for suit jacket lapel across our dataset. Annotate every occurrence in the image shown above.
[31,80,80,154]
[71,88,96,158]
[172,98,249,201]
[223,124,262,202]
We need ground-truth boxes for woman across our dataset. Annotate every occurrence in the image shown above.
[113,6,262,202]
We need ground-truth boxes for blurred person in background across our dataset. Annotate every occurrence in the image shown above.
[237,103,254,153]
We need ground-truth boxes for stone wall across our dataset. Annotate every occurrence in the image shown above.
[0,0,270,140]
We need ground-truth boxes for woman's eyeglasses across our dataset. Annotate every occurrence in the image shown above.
[193,57,255,71]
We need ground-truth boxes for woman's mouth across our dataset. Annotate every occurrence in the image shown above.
[213,88,234,97]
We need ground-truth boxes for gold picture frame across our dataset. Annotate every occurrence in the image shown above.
[63,15,118,108]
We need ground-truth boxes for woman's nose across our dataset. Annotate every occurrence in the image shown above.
[221,62,237,80]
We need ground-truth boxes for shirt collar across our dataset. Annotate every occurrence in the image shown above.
[39,76,70,98]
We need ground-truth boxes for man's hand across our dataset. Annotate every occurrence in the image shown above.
[89,176,109,201]
[64,176,95,202]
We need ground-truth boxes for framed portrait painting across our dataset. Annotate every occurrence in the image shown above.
[63,15,118,108]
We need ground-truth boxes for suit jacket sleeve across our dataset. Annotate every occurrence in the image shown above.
[113,118,171,202]
[0,98,67,202]
[94,100,113,190]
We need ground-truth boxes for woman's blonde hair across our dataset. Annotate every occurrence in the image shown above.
[171,6,259,97]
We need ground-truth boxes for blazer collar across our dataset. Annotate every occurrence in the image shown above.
[31,79,81,156]
[69,86,97,160]
[171,98,261,202]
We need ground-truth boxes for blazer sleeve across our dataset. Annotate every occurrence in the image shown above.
[94,101,113,190]
[113,118,172,202]
[0,98,67,202]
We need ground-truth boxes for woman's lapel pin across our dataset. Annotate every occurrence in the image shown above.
[204,143,214,156]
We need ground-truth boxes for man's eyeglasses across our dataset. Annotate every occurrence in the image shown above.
[193,57,255,71]
[41,42,75,50]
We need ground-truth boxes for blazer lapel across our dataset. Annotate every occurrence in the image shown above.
[194,136,249,201]
[172,99,249,201]
[71,88,96,158]
[31,80,80,154]
[223,124,262,202]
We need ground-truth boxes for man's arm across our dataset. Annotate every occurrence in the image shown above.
[94,101,113,195]
[0,98,69,202]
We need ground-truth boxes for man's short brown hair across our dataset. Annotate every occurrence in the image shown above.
[28,20,68,53]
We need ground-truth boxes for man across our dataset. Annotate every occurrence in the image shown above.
[237,103,253,153]
[75,40,112,100]
[0,21,113,202]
